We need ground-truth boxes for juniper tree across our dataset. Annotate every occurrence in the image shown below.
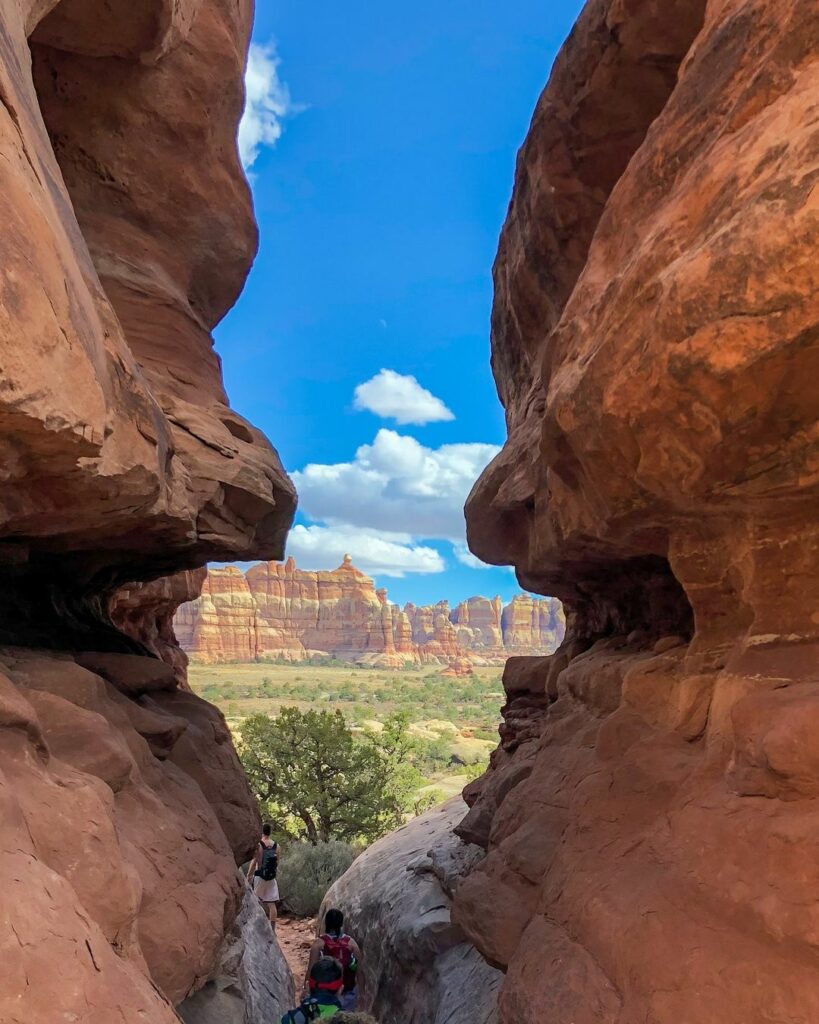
[239,708,420,844]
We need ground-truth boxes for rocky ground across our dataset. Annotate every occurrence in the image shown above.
[277,915,317,990]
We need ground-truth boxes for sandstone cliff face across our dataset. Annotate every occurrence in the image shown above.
[322,799,502,1024]
[177,557,565,666]
[458,0,819,1020]
[0,647,261,1022]
[111,568,208,685]
[0,1,295,1019]
[0,0,295,652]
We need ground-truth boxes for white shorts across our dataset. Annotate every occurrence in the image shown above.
[253,876,280,903]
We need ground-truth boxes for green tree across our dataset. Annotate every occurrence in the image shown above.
[239,707,418,844]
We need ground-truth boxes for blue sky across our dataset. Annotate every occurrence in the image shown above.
[218,0,583,606]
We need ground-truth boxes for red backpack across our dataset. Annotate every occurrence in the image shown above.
[321,933,357,992]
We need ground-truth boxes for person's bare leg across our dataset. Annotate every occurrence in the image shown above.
[266,901,277,928]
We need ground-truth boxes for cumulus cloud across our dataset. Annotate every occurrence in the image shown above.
[238,42,295,170]
[291,429,500,541]
[453,544,493,570]
[353,369,455,426]
[286,524,444,578]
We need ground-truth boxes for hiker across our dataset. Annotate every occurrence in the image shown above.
[246,822,279,926]
[305,908,364,1011]
[282,957,344,1022]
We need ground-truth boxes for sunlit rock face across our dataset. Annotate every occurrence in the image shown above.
[176,557,565,666]
[459,0,819,1020]
[0,0,295,1019]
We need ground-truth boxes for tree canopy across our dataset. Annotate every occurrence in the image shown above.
[239,708,422,844]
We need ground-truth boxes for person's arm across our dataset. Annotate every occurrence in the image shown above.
[302,939,323,996]
[246,843,260,883]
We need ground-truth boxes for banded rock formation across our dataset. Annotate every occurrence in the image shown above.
[175,556,565,666]
[0,0,295,1020]
[456,0,819,1021]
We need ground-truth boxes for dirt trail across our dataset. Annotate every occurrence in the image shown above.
[277,915,316,989]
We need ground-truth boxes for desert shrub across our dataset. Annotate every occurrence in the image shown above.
[473,728,498,742]
[413,789,445,816]
[279,840,357,917]
[463,759,489,782]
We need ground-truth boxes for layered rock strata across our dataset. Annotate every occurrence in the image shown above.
[0,0,295,1019]
[176,556,565,665]
[323,799,502,1024]
[457,0,819,1020]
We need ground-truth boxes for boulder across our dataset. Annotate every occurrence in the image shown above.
[178,884,295,1024]
[322,799,502,1024]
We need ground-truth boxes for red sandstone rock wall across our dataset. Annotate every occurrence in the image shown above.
[111,568,208,685]
[175,556,565,666]
[0,647,261,1022]
[0,0,295,649]
[457,0,819,1020]
[0,1,295,1019]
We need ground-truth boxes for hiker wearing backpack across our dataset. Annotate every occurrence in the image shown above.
[246,822,279,926]
[282,957,344,1022]
[305,908,364,1012]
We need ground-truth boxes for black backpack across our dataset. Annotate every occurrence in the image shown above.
[256,840,278,881]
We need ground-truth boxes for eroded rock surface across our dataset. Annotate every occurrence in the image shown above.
[0,0,295,1019]
[0,0,295,651]
[323,799,502,1024]
[179,885,295,1024]
[458,0,819,1020]
[0,647,262,1021]
[176,556,564,665]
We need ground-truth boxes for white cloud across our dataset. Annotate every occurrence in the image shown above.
[286,524,444,578]
[453,544,493,570]
[238,42,295,171]
[353,369,455,426]
[291,429,500,541]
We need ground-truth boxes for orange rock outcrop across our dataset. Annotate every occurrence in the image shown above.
[456,0,819,1020]
[0,1,294,1020]
[175,556,565,665]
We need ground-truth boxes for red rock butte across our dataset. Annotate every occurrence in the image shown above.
[174,555,565,667]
